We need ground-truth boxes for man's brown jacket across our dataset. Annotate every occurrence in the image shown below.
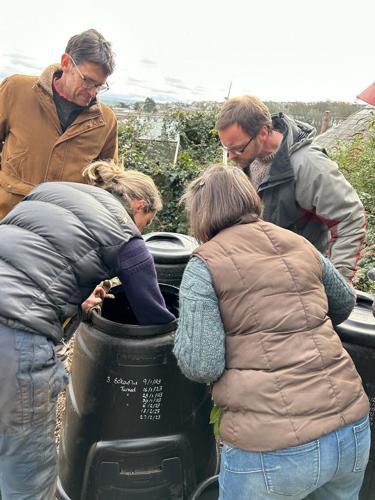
[0,64,118,218]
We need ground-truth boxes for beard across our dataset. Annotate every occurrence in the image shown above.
[232,140,260,171]
[233,154,256,172]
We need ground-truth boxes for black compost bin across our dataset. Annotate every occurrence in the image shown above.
[335,291,375,499]
[143,232,198,287]
[56,284,217,500]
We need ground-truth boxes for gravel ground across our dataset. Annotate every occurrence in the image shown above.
[55,336,75,446]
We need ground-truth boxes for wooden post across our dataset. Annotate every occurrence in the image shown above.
[319,110,331,134]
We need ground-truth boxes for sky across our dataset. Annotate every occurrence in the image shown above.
[0,0,374,103]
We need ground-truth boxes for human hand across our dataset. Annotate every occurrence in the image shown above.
[81,280,115,315]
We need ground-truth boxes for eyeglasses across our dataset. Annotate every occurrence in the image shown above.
[222,136,254,156]
[69,55,109,94]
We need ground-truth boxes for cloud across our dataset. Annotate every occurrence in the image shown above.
[191,85,206,95]
[162,77,193,91]
[164,76,184,85]
[1,51,43,74]
[125,77,182,97]
[146,86,180,96]
[126,76,146,85]
[166,81,191,91]
[140,58,156,66]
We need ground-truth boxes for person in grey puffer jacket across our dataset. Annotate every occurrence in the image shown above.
[0,161,174,500]
[216,96,365,282]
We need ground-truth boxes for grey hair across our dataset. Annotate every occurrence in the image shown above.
[65,29,115,75]
[181,164,262,243]
[83,161,162,215]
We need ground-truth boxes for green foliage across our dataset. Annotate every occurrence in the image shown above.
[209,404,224,439]
[171,106,221,163]
[329,120,375,292]
[118,109,222,233]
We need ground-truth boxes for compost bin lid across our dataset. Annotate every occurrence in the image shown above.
[143,232,198,264]
[335,291,375,348]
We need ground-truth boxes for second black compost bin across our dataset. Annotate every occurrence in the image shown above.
[143,232,198,287]
[335,291,375,500]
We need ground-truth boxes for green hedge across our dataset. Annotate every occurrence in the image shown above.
[118,108,222,234]
[329,120,375,292]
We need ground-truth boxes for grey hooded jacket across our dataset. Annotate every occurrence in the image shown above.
[0,182,138,342]
[258,113,365,281]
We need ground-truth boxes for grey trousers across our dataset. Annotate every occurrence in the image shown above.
[0,325,68,500]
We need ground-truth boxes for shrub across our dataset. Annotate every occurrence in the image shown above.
[330,120,375,292]
[118,109,222,233]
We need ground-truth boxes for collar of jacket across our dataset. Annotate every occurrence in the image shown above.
[272,112,316,154]
[235,213,260,225]
[258,113,315,191]
[36,63,101,114]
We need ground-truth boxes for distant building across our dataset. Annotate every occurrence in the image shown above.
[111,106,133,120]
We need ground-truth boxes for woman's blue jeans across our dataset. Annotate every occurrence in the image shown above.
[219,415,371,500]
[0,325,68,500]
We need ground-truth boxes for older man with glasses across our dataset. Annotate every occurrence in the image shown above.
[0,29,118,218]
[216,95,365,283]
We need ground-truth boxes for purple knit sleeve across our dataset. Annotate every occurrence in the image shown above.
[118,237,176,325]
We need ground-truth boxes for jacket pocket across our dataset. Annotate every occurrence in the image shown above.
[353,416,371,472]
[5,149,26,175]
[0,168,34,196]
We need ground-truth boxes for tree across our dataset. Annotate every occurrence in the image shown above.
[143,97,157,113]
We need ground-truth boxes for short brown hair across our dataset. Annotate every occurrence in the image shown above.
[215,96,272,137]
[181,164,262,243]
[65,29,115,75]
[83,161,162,215]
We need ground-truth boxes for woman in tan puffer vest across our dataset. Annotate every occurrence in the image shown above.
[174,164,370,500]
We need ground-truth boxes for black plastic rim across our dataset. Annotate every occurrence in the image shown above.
[88,283,178,338]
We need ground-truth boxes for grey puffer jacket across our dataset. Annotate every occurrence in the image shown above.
[0,182,138,342]
[259,113,365,281]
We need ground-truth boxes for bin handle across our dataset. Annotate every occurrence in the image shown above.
[146,233,186,245]
[190,475,219,500]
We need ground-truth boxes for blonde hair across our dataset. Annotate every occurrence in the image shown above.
[181,164,262,243]
[83,161,162,214]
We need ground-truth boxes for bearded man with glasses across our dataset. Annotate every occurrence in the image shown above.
[0,29,118,218]
[216,95,365,283]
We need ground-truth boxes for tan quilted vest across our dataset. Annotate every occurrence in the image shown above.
[194,215,369,451]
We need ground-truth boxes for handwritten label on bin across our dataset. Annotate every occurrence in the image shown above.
[106,376,164,421]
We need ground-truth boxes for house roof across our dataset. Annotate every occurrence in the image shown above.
[314,107,375,150]
[357,82,375,106]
